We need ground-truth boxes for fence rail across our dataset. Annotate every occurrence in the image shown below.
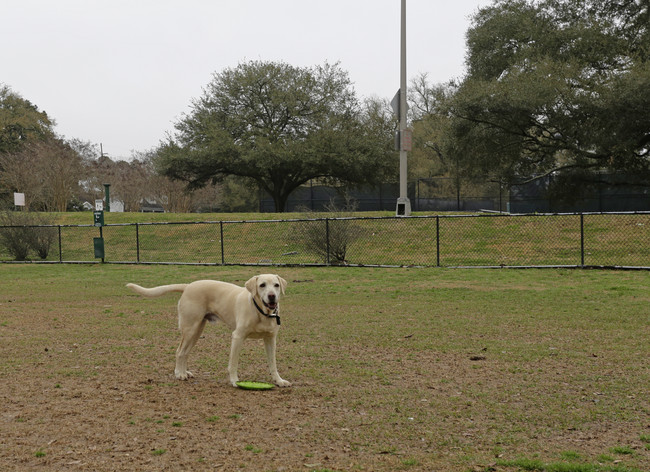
[1,212,649,269]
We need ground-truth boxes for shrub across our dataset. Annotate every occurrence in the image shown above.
[0,211,56,261]
[290,201,365,264]
[27,225,57,259]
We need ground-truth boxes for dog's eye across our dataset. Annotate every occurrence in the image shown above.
[274,283,280,288]
[260,283,266,288]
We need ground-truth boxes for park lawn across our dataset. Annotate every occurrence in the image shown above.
[0,264,648,471]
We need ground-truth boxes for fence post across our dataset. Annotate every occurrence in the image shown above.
[325,218,330,266]
[580,213,585,267]
[58,225,62,263]
[135,223,140,263]
[436,216,440,267]
[220,221,225,265]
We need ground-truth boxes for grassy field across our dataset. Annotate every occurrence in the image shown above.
[1,211,649,267]
[0,264,648,471]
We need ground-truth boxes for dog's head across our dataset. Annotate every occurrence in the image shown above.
[245,274,287,312]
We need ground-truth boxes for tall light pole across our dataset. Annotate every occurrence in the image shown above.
[396,0,412,216]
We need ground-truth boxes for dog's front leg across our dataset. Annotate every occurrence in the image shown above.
[264,335,291,387]
[228,333,245,387]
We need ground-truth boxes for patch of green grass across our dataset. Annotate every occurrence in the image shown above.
[34,450,46,458]
[402,458,418,467]
[610,446,634,455]
[4,211,649,267]
[151,449,166,456]
[496,457,643,471]
[244,444,262,453]
[560,451,582,461]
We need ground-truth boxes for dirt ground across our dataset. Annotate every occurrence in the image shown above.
[2,340,647,472]
[1,266,649,471]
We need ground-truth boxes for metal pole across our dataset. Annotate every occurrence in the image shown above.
[396,0,411,216]
[436,215,440,267]
[325,219,331,265]
[99,226,104,263]
[580,213,585,266]
[136,223,140,263]
[58,225,62,263]
[220,221,225,265]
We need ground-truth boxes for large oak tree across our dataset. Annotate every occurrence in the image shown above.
[445,0,650,190]
[155,60,396,212]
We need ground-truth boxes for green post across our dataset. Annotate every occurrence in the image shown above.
[93,210,105,262]
[104,183,111,212]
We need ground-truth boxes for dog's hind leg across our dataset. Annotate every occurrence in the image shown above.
[175,319,206,380]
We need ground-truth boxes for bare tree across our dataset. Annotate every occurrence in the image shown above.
[0,137,81,211]
[0,148,41,210]
[41,140,83,211]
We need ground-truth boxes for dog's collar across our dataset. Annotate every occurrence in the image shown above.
[252,298,280,325]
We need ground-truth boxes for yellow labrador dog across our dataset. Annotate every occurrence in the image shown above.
[126,274,290,387]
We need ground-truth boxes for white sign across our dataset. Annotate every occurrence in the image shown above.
[95,199,104,211]
[14,193,25,206]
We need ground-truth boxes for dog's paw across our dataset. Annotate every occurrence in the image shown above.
[274,378,292,388]
[230,379,239,388]
[175,370,193,380]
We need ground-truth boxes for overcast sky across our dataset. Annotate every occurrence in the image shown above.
[3,0,491,160]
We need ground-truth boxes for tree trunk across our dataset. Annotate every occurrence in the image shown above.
[274,192,288,212]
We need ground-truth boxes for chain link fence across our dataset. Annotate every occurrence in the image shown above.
[1,212,649,268]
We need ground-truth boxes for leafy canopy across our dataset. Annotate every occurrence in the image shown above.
[155,60,396,211]
[0,84,54,154]
[446,0,650,186]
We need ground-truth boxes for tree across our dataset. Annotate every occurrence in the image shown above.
[0,136,82,211]
[0,84,54,155]
[155,60,397,212]
[139,150,223,213]
[408,74,456,180]
[446,0,650,190]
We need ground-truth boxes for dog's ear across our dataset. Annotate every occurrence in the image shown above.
[245,276,258,295]
[277,275,287,295]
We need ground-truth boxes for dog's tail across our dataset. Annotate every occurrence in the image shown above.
[126,283,188,298]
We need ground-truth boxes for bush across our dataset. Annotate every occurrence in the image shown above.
[28,225,57,259]
[290,201,365,264]
[0,212,56,261]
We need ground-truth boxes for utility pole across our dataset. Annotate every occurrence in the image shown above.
[396,0,411,216]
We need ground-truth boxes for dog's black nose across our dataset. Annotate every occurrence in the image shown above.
[268,294,276,301]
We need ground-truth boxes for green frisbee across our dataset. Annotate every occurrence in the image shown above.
[236,381,275,391]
